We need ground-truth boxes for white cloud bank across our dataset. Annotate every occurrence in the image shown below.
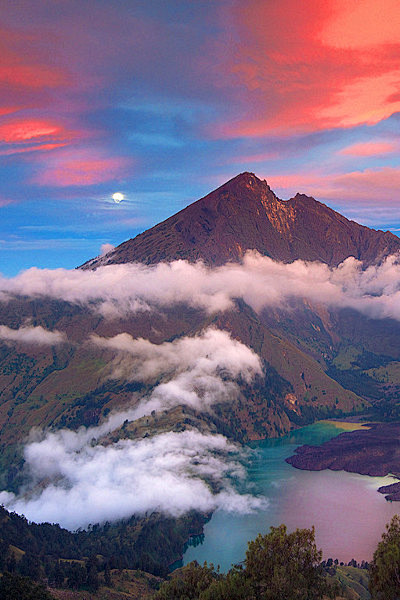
[0,431,265,530]
[0,325,66,345]
[1,251,400,322]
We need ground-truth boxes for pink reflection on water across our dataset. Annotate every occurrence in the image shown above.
[280,469,399,562]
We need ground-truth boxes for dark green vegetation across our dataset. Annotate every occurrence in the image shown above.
[2,509,400,599]
[369,514,400,599]
[0,572,55,600]
[0,505,206,582]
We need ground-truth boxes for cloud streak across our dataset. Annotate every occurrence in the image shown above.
[0,324,66,345]
[216,0,400,136]
[2,252,400,323]
[268,167,400,212]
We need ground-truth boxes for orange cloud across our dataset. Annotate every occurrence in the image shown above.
[320,0,400,49]
[317,71,400,127]
[215,0,400,136]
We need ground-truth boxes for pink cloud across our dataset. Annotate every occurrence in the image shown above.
[329,167,400,201]
[267,167,400,205]
[34,150,133,187]
[0,142,68,157]
[0,117,83,162]
[0,64,66,90]
[0,27,68,91]
[0,7,160,188]
[0,196,14,207]
[0,119,65,143]
[339,141,398,157]
[0,28,70,121]
[232,151,280,164]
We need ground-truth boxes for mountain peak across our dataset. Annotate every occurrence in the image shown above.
[81,174,400,270]
[218,171,274,196]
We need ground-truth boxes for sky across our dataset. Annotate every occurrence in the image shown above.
[2,0,400,275]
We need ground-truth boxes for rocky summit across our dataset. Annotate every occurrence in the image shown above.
[82,172,400,269]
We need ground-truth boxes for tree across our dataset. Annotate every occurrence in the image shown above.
[6,552,16,573]
[86,555,99,591]
[199,568,252,600]
[155,561,219,600]
[48,561,65,588]
[0,572,55,600]
[66,562,87,589]
[370,514,400,599]
[244,524,334,600]
[19,552,42,580]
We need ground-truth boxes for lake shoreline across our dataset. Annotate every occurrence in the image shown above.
[286,421,400,502]
[184,422,400,568]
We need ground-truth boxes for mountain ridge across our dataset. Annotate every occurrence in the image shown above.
[82,172,400,269]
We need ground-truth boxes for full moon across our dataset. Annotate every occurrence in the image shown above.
[112,192,124,203]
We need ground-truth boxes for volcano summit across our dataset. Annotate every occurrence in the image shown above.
[83,172,400,269]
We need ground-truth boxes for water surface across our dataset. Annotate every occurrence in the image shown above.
[184,422,399,570]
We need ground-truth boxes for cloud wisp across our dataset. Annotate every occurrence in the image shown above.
[0,324,66,345]
[92,328,262,418]
[3,251,400,529]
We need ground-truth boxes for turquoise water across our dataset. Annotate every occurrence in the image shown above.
[183,422,399,570]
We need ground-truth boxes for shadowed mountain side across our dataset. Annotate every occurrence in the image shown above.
[82,172,400,269]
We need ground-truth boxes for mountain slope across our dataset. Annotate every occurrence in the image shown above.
[1,172,400,499]
[82,172,400,269]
